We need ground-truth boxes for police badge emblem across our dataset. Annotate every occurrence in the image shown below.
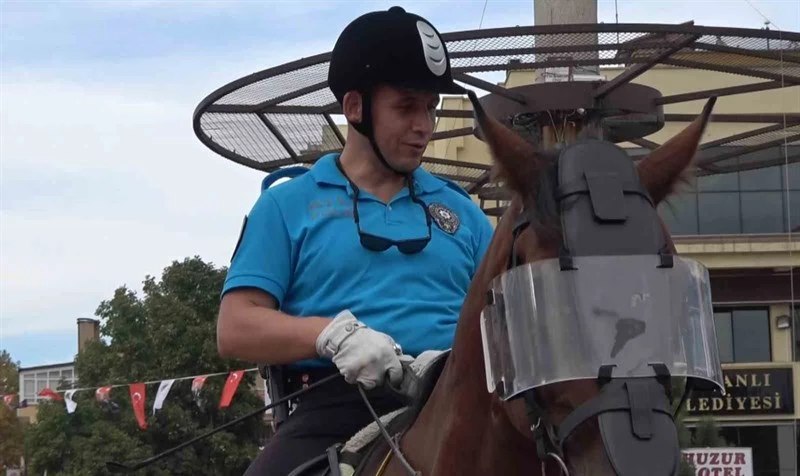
[428,203,460,234]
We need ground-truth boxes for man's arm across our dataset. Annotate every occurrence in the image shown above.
[215,191,329,365]
[216,190,406,388]
[217,288,331,365]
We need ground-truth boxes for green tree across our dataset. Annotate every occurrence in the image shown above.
[692,415,729,447]
[0,350,20,394]
[24,256,266,475]
[0,350,24,472]
[672,379,730,476]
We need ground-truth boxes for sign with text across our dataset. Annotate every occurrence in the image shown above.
[682,448,752,476]
[685,367,794,416]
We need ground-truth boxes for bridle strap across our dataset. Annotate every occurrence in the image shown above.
[507,210,531,271]
[525,389,571,476]
[523,391,560,462]
[554,383,673,445]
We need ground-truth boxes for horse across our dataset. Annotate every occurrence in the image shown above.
[106,88,722,476]
[342,90,721,476]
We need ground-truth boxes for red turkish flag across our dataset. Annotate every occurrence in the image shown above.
[3,394,17,407]
[191,375,208,408]
[191,376,207,396]
[38,388,63,401]
[218,370,244,408]
[95,386,112,402]
[129,383,147,430]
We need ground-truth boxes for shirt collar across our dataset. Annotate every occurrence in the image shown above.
[309,152,446,195]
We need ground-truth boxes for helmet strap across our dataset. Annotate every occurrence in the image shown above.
[349,90,410,179]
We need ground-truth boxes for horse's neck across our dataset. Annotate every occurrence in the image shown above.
[395,352,542,475]
[385,218,540,475]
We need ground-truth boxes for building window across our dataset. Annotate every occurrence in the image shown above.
[660,193,698,235]
[714,425,783,476]
[20,366,76,403]
[714,308,771,363]
[698,192,740,234]
[658,162,800,236]
[741,191,784,233]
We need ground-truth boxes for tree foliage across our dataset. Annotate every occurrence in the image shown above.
[0,350,24,472]
[0,350,20,394]
[673,378,730,476]
[692,416,729,447]
[24,256,266,475]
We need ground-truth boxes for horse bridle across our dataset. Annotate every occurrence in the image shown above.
[505,207,573,476]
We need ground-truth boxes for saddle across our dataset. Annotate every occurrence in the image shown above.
[286,350,451,476]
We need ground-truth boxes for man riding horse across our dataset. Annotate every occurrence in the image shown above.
[216,6,495,475]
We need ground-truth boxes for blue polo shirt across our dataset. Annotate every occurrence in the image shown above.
[222,152,494,368]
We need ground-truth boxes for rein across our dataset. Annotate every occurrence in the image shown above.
[105,373,419,475]
[357,385,419,476]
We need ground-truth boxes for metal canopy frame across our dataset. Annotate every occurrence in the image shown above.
[193,22,800,214]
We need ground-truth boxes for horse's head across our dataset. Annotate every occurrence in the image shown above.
[465,91,725,476]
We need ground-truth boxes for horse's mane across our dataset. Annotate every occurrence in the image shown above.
[514,151,561,243]
[492,121,606,244]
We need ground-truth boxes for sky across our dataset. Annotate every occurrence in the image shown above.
[1,0,799,370]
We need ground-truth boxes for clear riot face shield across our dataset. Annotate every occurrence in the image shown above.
[481,255,725,476]
[479,254,724,401]
[479,254,725,475]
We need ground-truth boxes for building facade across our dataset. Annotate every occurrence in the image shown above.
[14,318,99,425]
[413,60,800,475]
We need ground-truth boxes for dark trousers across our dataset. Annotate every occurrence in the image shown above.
[244,373,404,476]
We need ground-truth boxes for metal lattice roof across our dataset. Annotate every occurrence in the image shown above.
[193,22,800,205]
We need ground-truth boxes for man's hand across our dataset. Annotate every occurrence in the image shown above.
[316,310,405,389]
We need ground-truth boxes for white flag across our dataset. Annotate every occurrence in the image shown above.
[64,390,78,414]
[153,379,175,414]
[263,380,272,415]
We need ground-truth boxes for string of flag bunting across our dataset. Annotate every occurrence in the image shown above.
[1,367,266,430]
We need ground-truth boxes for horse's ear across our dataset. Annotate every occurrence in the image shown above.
[636,96,716,205]
[467,91,542,195]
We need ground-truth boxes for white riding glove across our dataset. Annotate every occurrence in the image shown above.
[316,310,407,389]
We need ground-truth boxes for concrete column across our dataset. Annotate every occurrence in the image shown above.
[777,424,797,476]
[77,317,100,352]
[534,0,597,26]
[533,0,600,82]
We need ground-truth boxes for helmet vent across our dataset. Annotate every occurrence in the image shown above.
[416,20,446,76]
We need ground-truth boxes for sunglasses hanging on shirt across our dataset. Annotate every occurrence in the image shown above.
[335,156,432,254]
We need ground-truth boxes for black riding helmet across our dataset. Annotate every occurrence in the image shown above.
[328,6,466,176]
